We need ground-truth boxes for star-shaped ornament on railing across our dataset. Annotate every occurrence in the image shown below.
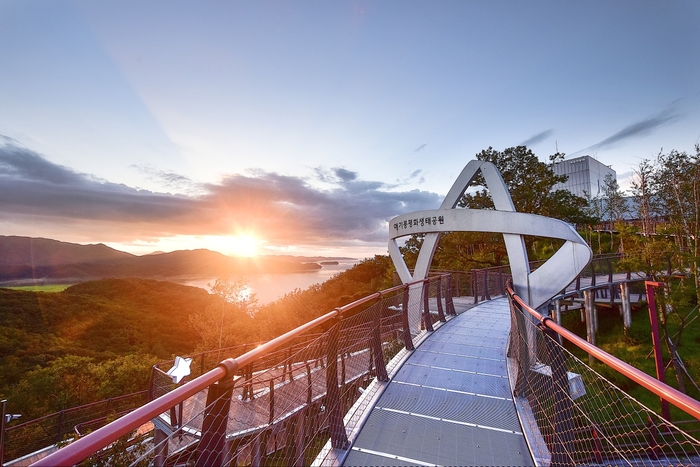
[167,356,192,384]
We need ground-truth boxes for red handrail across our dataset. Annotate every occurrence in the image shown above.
[507,284,700,421]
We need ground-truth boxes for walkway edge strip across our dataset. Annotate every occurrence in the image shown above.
[377,407,523,435]
[392,380,512,401]
[350,447,441,467]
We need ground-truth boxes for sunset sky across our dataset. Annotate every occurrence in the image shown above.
[1,1,699,258]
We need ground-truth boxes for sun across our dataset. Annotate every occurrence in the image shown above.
[228,234,259,257]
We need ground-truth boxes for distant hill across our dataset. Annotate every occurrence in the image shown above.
[0,236,134,266]
[0,236,320,284]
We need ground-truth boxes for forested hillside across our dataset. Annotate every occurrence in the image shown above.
[0,256,393,420]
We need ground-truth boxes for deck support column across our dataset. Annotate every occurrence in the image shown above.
[326,317,349,449]
[620,282,632,332]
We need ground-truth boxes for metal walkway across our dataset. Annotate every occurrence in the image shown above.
[343,298,534,467]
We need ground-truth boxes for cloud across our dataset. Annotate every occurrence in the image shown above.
[520,129,553,147]
[0,144,88,186]
[395,169,425,185]
[333,167,357,182]
[131,164,201,194]
[0,142,441,247]
[572,106,683,156]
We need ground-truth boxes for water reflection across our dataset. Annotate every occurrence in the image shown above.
[181,261,357,305]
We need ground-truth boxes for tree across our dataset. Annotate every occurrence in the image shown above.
[601,173,627,252]
[632,159,655,237]
[432,231,507,270]
[189,277,258,352]
[653,147,700,295]
[6,354,160,420]
[618,159,675,279]
[449,146,595,266]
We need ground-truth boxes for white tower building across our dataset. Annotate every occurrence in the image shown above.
[552,155,616,198]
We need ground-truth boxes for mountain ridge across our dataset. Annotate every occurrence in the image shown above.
[0,236,344,284]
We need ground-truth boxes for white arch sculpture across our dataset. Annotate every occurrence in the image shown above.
[388,160,592,334]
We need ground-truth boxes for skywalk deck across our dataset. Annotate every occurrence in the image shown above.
[342,298,534,466]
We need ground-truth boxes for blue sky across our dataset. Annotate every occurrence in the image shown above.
[1,1,699,257]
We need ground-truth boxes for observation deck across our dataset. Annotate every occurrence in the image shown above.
[18,158,700,466]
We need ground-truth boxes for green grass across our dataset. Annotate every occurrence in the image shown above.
[560,300,700,420]
[2,284,74,292]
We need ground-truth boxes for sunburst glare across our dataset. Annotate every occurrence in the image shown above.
[228,235,259,257]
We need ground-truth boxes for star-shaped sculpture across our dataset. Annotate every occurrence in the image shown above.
[389,160,591,334]
[167,356,192,384]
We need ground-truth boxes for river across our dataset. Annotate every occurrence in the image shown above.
[181,260,358,305]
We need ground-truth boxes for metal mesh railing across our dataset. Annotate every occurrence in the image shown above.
[148,337,325,403]
[508,286,700,466]
[139,286,434,467]
[3,391,148,463]
[32,274,454,467]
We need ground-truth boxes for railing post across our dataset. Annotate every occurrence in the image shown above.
[147,367,156,402]
[473,272,478,304]
[592,426,604,464]
[483,270,491,301]
[252,430,269,467]
[153,427,168,467]
[325,317,349,449]
[401,287,414,351]
[305,362,312,404]
[422,281,434,332]
[195,378,235,467]
[242,364,253,400]
[269,379,275,424]
[541,323,576,467]
[509,297,530,397]
[56,410,64,444]
[341,353,346,386]
[1,399,6,467]
[370,306,388,382]
[647,417,660,460]
[284,348,292,382]
[446,275,457,316]
[436,276,446,322]
[293,409,307,467]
